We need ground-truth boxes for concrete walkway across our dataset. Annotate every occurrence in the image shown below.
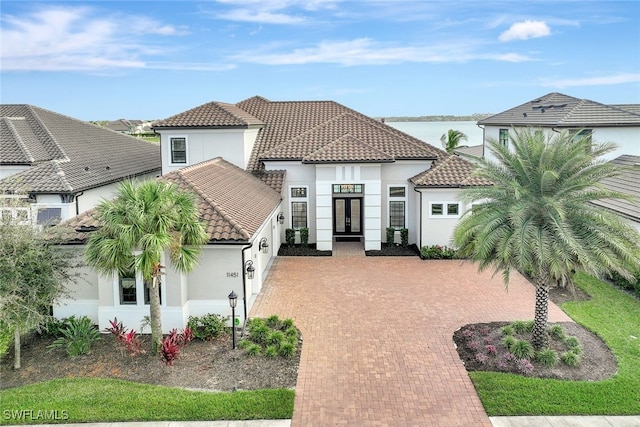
[250,257,577,426]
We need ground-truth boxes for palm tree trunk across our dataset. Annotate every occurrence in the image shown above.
[149,275,163,353]
[532,277,549,350]
[13,329,21,370]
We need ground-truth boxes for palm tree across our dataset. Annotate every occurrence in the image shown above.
[454,128,640,350]
[441,129,468,153]
[85,180,208,352]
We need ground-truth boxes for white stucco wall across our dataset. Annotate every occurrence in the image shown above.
[416,188,467,248]
[158,128,259,174]
[482,125,640,163]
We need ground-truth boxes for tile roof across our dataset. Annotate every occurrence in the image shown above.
[453,144,484,159]
[61,158,282,243]
[478,92,640,128]
[153,102,264,128]
[256,170,286,193]
[410,154,493,187]
[591,155,640,223]
[236,96,445,171]
[0,105,161,194]
[302,134,395,164]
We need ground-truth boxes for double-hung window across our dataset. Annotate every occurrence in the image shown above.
[388,185,407,229]
[170,137,187,164]
[290,186,308,229]
[499,129,509,148]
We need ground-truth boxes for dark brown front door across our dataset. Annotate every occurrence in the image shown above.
[333,197,362,235]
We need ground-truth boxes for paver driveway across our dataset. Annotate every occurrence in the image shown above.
[250,256,572,426]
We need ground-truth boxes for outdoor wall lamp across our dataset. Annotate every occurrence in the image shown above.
[277,212,285,225]
[244,260,255,280]
[259,237,269,254]
[228,291,238,349]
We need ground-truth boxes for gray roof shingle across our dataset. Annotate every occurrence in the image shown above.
[591,154,640,223]
[0,105,161,194]
[478,92,640,128]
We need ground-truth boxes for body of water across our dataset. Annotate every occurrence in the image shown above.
[387,121,484,149]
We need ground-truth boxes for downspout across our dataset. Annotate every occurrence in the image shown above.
[74,192,84,215]
[476,124,485,157]
[240,241,254,335]
[413,186,423,250]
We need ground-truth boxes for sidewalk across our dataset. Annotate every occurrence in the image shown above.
[31,422,290,427]
[491,416,640,426]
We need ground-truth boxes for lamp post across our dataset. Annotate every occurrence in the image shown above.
[228,290,238,349]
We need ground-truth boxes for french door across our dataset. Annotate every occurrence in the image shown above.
[333,197,362,235]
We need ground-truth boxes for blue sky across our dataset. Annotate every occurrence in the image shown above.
[1,1,639,121]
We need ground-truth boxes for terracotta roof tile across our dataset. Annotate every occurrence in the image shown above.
[153,102,263,128]
[302,134,395,163]
[410,155,493,187]
[61,158,282,243]
[256,170,286,193]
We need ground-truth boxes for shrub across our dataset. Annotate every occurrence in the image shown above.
[39,317,73,338]
[187,314,227,341]
[466,341,480,351]
[462,328,475,338]
[285,228,295,246]
[300,227,309,246]
[561,350,581,367]
[502,335,516,350]
[511,339,534,360]
[245,343,262,356]
[480,326,491,336]
[160,333,181,366]
[248,320,270,345]
[264,345,278,357]
[265,315,281,329]
[548,324,566,341]
[500,325,514,336]
[279,341,296,358]
[420,245,457,260]
[284,327,298,340]
[281,318,295,330]
[0,322,12,359]
[608,269,640,296]
[386,227,396,245]
[485,345,497,355]
[400,228,409,247]
[267,331,285,347]
[475,353,489,364]
[47,316,101,357]
[536,348,558,367]
[516,359,534,375]
[564,336,581,350]
[106,318,126,339]
[502,352,516,362]
[511,320,532,334]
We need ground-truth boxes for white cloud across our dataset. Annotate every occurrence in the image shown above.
[212,0,341,24]
[230,38,534,65]
[0,5,189,71]
[216,9,306,24]
[499,20,551,41]
[541,73,640,88]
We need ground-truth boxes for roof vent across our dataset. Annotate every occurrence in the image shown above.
[84,166,90,171]
[523,112,527,117]
[105,165,111,171]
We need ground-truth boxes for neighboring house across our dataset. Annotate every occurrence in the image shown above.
[478,92,640,161]
[591,154,640,233]
[452,144,483,161]
[0,105,161,225]
[104,119,135,134]
[56,96,490,332]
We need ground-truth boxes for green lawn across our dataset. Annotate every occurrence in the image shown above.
[470,272,640,416]
[0,378,294,424]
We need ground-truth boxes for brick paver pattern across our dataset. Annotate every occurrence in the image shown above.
[250,256,572,427]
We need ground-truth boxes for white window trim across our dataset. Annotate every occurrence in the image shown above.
[0,207,31,225]
[289,185,309,230]
[428,201,461,219]
[169,135,188,165]
[113,259,167,308]
[387,184,407,230]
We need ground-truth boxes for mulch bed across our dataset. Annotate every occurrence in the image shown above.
[1,331,301,392]
[278,244,332,256]
[365,243,420,257]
